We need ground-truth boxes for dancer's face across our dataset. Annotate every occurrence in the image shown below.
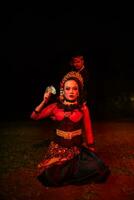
[64,80,79,101]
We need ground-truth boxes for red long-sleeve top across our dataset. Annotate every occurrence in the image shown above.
[31,102,94,145]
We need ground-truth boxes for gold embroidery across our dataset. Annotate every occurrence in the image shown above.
[56,129,82,139]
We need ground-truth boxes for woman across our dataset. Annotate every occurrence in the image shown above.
[31,71,110,187]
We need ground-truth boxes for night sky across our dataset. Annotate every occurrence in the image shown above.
[1,3,134,120]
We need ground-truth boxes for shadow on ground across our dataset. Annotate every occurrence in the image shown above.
[0,119,134,200]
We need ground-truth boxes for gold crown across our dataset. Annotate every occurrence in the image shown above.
[61,71,84,88]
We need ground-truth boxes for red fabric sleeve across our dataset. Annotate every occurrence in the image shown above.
[82,103,94,144]
[31,103,57,120]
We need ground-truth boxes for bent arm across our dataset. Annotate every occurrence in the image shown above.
[30,87,57,120]
[31,102,57,120]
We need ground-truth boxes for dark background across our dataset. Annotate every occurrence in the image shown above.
[1,2,134,121]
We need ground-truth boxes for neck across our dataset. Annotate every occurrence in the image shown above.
[64,99,78,105]
[78,65,85,72]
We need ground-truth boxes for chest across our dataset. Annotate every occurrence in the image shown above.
[52,108,83,122]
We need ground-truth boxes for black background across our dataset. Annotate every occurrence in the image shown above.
[1,2,134,120]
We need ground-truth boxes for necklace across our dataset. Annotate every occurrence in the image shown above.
[58,102,80,111]
[64,99,78,105]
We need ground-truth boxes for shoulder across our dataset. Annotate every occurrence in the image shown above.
[81,102,89,112]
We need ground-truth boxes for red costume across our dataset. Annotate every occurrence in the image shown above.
[31,102,110,186]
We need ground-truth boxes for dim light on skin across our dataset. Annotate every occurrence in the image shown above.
[71,56,84,71]
[63,80,79,103]
[43,86,56,102]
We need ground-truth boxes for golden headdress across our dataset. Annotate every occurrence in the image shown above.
[61,71,83,88]
[59,71,84,101]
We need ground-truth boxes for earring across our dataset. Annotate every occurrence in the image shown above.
[59,88,64,101]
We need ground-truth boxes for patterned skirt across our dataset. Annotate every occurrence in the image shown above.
[37,142,110,187]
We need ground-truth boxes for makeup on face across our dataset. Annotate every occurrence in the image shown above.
[64,80,79,102]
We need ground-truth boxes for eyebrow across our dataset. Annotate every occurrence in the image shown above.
[65,86,78,89]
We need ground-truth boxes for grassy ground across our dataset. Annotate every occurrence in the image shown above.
[0,119,134,200]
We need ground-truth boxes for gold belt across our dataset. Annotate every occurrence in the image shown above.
[56,129,82,139]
